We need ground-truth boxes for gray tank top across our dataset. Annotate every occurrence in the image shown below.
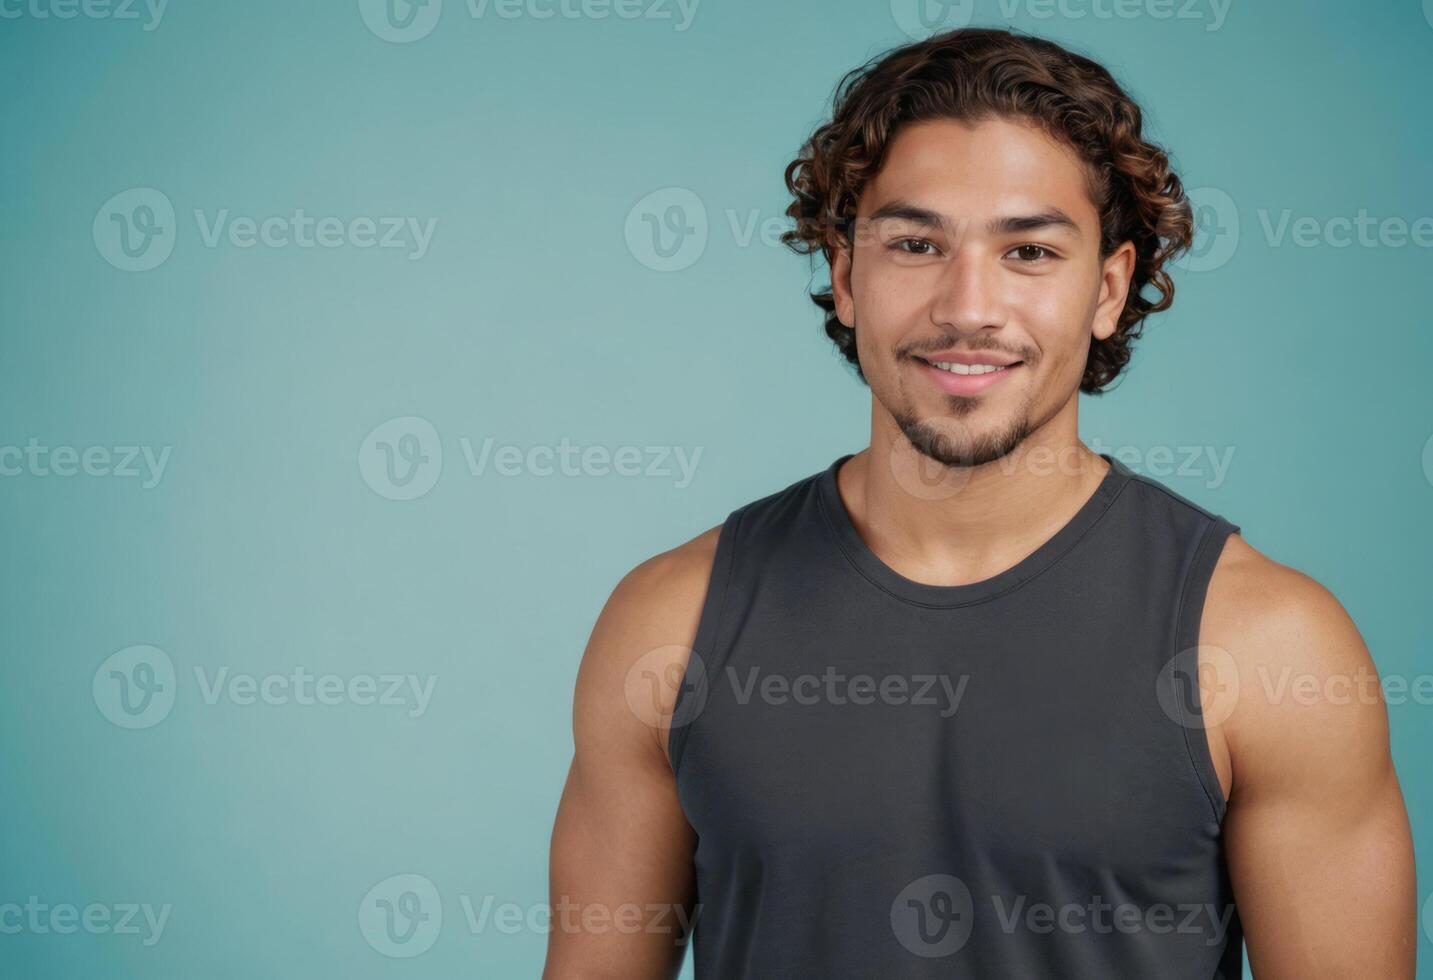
[668,452,1243,978]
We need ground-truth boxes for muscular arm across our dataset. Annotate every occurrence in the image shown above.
[542,527,720,980]
[1201,535,1417,978]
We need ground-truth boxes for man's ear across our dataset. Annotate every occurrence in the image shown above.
[1092,240,1136,342]
[830,234,856,328]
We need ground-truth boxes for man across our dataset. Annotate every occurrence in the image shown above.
[544,28,1416,979]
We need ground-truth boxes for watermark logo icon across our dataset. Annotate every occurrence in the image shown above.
[1174,186,1239,273]
[93,188,176,272]
[93,645,176,730]
[1157,644,1240,730]
[888,418,977,502]
[1424,0,1433,30]
[625,188,708,272]
[890,0,976,39]
[359,873,443,957]
[623,647,709,731]
[891,874,974,957]
[359,417,443,500]
[1422,433,1433,489]
[359,0,443,41]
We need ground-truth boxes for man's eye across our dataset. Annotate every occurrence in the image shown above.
[892,238,938,256]
[1008,244,1055,262]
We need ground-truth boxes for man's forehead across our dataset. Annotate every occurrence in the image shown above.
[861,117,1098,223]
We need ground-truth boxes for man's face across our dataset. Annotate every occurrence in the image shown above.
[831,116,1133,467]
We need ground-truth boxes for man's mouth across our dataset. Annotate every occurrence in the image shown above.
[914,354,1024,395]
[924,359,1021,376]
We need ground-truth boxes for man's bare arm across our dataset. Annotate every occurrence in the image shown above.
[542,526,721,980]
[1203,535,1417,978]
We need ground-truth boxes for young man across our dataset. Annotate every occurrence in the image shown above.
[545,28,1416,980]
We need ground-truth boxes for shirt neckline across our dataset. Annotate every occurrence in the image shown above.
[815,451,1134,609]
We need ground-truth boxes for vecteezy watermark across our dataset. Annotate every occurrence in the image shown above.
[459,895,698,940]
[93,188,437,271]
[623,646,709,732]
[92,188,176,272]
[358,0,444,41]
[1089,440,1236,490]
[624,187,709,272]
[359,874,443,958]
[624,197,880,271]
[357,874,696,958]
[1159,648,1433,727]
[92,646,439,729]
[993,0,1231,29]
[358,416,704,501]
[1422,432,1433,489]
[962,439,1236,491]
[191,209,436,259]
[990,894,1236,947]
[726,666,969,718]
[891,874,975,957]
[1173,187,1433,272]
[93,645,177,730]
[358,417,444,501]
[1156,645,1240,731]
[1252,665,1433,708]
[192,666,437,717]
[889,0,975,38]
[0,898,172,947]
[885,431,1237,502]
[0,0,168,30]
[359,0,701,43]
[891,875,1235,958]
[0,439,171,488]
[1174,186,1240,273]
[621,651,969,730]
[459,437,702,487]
[887,0,1231,39]
[1258,208,1433,249]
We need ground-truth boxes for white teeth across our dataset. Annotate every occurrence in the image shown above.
[932,361,1010,375]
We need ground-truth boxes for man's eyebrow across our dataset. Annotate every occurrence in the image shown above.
[988,208,1082,237]
[860,201,1082,238]
[863,201,957,233]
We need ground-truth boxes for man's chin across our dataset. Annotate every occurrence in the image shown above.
[894,411,1032,469]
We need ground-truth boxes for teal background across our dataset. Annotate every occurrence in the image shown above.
[2,0,1431,976]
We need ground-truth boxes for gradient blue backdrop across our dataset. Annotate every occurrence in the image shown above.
[2,0,1431,976]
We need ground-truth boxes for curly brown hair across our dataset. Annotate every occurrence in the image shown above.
[781,28,1194,394]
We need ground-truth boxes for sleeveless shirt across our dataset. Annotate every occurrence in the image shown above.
[668,452,1243,979]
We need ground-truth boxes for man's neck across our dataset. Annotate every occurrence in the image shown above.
[836,409,1110,588]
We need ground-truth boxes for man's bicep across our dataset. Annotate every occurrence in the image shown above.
[1225,759,1414,979]
[543,531,719,980]
[1211,553,1417,979]
[546,751,696,979]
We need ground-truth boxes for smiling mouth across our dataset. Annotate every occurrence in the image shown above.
[917,357,1024,376]
[913,355,1025,396]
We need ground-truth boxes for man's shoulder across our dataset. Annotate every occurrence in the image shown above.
[579,461,834,733]
[1113,460,1231,531]
[615,523,726,619]
[1204,533,1365,672]
[623,459,835,599]
[1200,531,1387,796]
[572,524,726,766]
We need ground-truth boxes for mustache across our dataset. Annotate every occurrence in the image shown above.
[897,337,1036,363]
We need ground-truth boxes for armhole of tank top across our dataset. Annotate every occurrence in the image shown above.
[1172,515,1239,825]
[666,508,743,779]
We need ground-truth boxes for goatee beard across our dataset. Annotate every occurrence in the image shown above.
[894,411,1032,469]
